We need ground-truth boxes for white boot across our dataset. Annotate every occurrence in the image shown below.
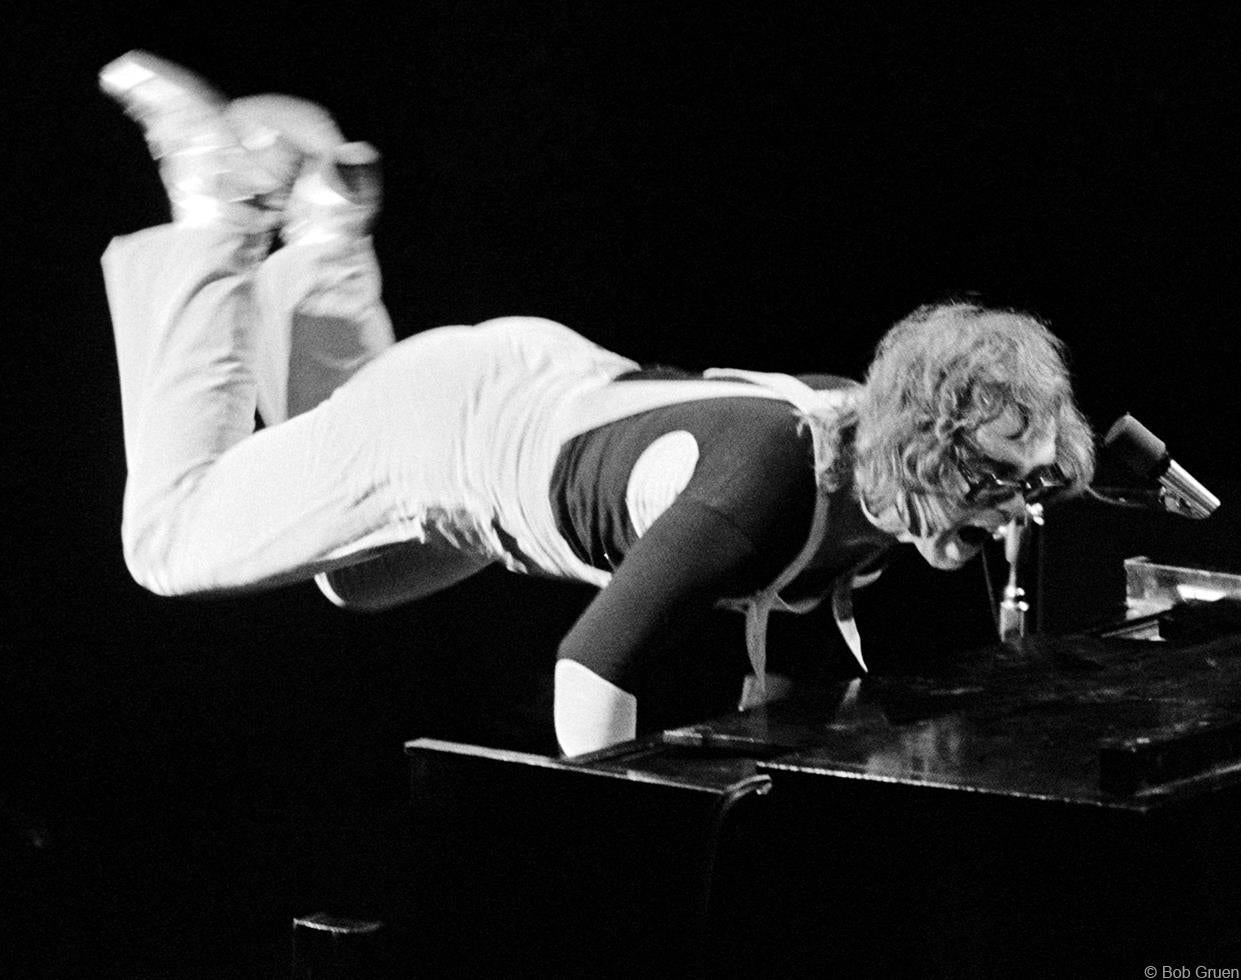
[283,142,383,246]
[99,50,282,232]
[224,94,382,246]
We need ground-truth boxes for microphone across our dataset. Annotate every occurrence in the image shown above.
[1103,414,1220,519]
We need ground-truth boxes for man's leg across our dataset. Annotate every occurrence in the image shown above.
[235,101,490,607]
[258,214,490,610]
[101,52,488,598]
[254,234,395,424]
[106,222,493,599]
[227,95,396,426]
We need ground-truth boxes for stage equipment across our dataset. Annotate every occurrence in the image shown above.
[1101,414,1220,519]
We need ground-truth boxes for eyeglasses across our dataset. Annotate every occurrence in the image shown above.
[956,455,1069,506]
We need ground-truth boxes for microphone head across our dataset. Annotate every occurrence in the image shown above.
[1103,414,1169,479]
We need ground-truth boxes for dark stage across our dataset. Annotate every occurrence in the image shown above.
[5,4,1241,976]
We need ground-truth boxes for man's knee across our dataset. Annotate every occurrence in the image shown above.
[315,546,492,611]
[314,570,390,611]
[121,516,188,597]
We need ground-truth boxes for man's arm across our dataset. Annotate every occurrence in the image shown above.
[553,497,784,755]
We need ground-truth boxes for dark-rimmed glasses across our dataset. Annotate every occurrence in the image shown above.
[956,456,1069,506]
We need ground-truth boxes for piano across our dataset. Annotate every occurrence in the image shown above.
[403,559,1241,975]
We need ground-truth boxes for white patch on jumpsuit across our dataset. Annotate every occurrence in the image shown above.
[624,431,701,537]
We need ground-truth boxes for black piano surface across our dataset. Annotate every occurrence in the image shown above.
[653,625,1241,807]
[407,604,1241,976]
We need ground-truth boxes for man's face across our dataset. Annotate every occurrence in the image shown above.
[905,408,1060,570]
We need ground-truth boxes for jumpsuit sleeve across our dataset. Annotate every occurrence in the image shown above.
[555,496,798,691]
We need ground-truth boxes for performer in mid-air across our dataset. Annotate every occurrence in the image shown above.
[98,52,1095,755]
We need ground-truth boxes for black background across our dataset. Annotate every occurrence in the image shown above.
[5,2,1240,973]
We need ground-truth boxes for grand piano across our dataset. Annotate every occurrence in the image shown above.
[400,558,1241,976]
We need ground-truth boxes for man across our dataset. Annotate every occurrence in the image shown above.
[99,52,1095,756]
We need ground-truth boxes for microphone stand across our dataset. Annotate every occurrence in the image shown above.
[997,503,1045,643]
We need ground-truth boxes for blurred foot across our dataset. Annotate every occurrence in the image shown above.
[99,50,280,229]
[225,94,346,213]
[283,141,383,245]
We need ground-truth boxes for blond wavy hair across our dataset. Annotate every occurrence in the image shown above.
[802,302,1095,514]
